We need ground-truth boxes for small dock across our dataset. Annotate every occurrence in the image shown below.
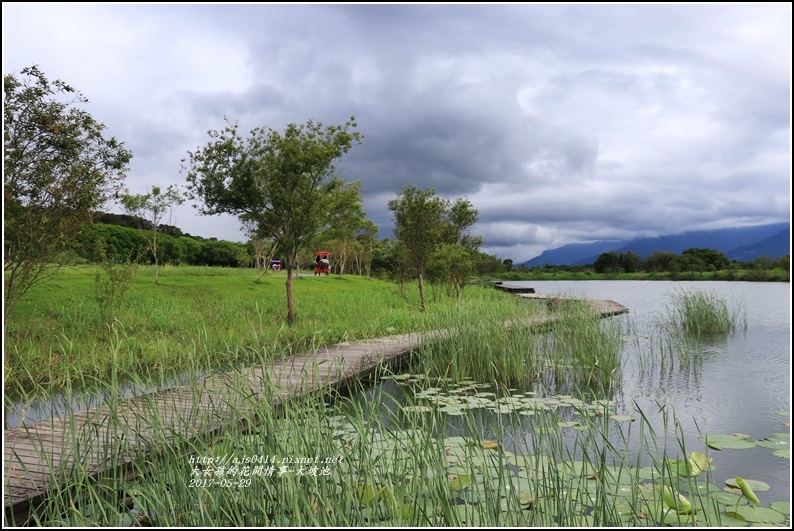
[492,281,536,294]
[4,293,628,523]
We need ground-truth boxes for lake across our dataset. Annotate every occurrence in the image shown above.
[358,280,791,507]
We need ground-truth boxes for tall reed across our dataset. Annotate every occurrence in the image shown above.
[10,359,779,527]
[662,288,746,337]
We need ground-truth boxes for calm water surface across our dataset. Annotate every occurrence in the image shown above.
[368,281,792,504]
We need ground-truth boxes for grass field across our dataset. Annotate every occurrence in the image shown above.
[3,265,536,397]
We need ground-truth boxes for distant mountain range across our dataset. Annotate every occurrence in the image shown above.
[523,222,791,267]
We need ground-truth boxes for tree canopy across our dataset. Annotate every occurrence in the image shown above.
[3,65,132,325]
[388,185,479,310]
[119,184,184,284]
[182,116,362,323]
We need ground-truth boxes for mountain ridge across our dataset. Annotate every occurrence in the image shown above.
[523,223,790,267]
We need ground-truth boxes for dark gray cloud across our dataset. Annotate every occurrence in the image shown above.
[3,3,790,262]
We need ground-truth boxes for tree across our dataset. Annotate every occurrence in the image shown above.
[475,253,503,278]
[428,243,473,298]
[321,180,369,278]
[352,220,378,276]
[593,252,621,274]
[182,117,362,324]
[682,248,731,271]
[118,184,183,284]
[388,186,448,311]
[4,65,132,326]
[388,186,479,310]
[241,216,279,281]
[620,251,643,273]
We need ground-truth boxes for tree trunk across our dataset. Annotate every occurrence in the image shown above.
[339,246,347,278]
[153,228,159,284]
[285,266,295,324]
[418,272,427,312]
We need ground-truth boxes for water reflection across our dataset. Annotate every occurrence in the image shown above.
[349,281,790,505]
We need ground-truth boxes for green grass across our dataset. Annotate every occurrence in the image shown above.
[4,265,531,397]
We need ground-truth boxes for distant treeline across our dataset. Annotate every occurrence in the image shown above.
[78,217,251,268]
[502,248,789,281]
[79,214,789,280]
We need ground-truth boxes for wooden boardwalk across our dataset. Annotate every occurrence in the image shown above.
[3,296,627,524]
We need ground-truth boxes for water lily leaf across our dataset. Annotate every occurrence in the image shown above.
[699,434,756,449]
[449,474,472,491]
[773,448,790,459]
[720,511,748,525]
[711,490,742,505]
[755,435,789,450]
[481,440,499,450]
[735,505,787,524]
[724,477,770,493]
[769,501,789,516]
[687,451,712,477]
[519,492,534,507]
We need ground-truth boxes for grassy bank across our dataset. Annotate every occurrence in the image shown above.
[3,265,536,397]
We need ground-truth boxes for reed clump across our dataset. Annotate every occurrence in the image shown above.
[663,288,746,337]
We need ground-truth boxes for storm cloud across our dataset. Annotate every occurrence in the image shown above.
[3,3,790,261]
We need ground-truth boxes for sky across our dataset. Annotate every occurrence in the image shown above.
[3,3,791,263]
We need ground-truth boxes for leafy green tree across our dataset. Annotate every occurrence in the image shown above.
[370,237,399,279]
[620,251,643,273]
[474,254,503,278]
[182,117,362,323]
[388,186,448,311]
[388,186,479,310]
[682,248,731,271]
[241,216,279,281]
[645,251,678,272]
[4,65,132,326]
[593,252,621,274]
[428,243,473,298]
[198,239,243,267]
[179,236,203,266]
[118,184,184,284]
[322,181,369,278]
[771,255,789,272]
[77,223,147,263]
[352,221,379,276]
